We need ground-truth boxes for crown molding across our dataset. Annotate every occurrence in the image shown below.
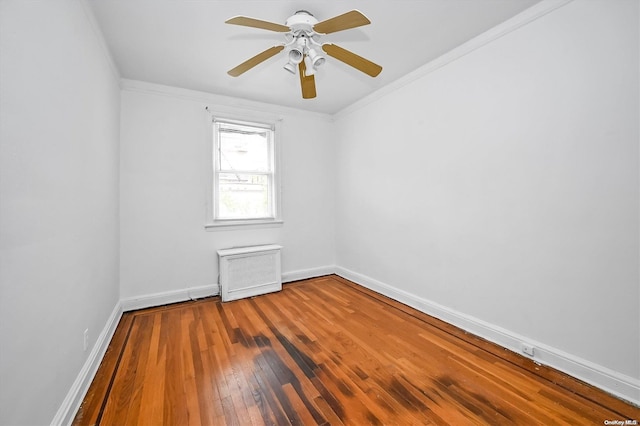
[334,0,574,120]
[78,0,121,83]
[120,79,334,121]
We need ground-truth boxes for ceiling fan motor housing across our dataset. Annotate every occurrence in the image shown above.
[286,10,318,35]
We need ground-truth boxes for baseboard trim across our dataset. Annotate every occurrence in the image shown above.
[334,266,640,406]
[282,265,335,283]
[118,267,335,313]
[120,284,220,312]
[51,302,123,426]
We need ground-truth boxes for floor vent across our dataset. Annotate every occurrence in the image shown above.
[217,245,282,302]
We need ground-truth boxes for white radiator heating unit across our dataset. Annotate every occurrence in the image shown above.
[217,244,282,302]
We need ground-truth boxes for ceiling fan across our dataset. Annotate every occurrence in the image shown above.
[225,10,382,99]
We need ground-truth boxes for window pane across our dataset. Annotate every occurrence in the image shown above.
[218,173,271,219]
[219,128,270,172]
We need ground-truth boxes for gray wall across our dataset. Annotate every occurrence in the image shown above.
[0,1,121,424]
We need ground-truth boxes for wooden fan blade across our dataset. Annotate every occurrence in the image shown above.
[298,61,316,99]
[225,16,290,32]
[313,10,370,34]
[227,45,285,77]
[322,43,382,77]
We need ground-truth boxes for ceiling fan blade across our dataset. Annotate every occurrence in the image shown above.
[298,61,317,99]
[322,43,382,77]
[225,16,290,32]
[227,45,285,77]
[313,10,371,34]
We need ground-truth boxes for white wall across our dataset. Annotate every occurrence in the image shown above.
[334,0,639,399]
[0,1,121,425]
[119,84,335,300]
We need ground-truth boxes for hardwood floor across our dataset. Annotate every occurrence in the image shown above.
[73,275,639,425]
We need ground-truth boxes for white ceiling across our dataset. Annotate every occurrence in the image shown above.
[88,0,540,114]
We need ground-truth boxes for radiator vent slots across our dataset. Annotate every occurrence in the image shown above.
[217,245,282,302]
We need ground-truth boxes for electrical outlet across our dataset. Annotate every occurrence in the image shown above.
[522,343,535,357]
[83,329,89,352]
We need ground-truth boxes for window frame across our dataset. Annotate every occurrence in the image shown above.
[205,111,283,230]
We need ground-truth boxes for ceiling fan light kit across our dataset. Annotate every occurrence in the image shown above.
[287,46,303,65]
[283,62,297,74]
[303,56,315,76]
[225,9,382,99]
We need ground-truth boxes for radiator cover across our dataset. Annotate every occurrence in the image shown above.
[217,245,282,302]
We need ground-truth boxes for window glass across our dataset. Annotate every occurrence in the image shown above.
[212,119,278,223]
[218,173,270,219]
[219,126,270,172]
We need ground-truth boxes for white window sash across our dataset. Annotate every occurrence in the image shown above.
[205,110,283,230]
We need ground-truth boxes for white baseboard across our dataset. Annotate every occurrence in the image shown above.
[51,302,123,426]
[120,284,220,312]
[118,267,334,313]
[282,265,335,283]
[335,266,640,406]
[120,267,335,313]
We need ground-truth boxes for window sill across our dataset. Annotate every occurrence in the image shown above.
[205,219,284,232]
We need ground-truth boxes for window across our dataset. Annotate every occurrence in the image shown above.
[208,116,281,227]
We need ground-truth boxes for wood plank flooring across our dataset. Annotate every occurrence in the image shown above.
[73,275,639,425]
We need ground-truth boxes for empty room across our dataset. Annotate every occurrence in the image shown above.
[1,0,639,424]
